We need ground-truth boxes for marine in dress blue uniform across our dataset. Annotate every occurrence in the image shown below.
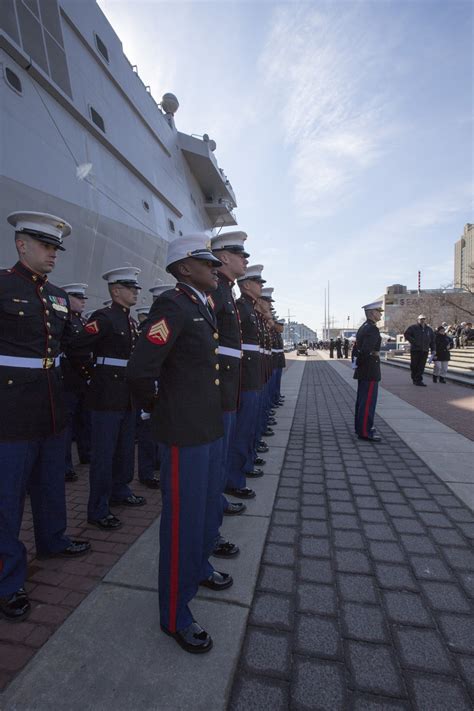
[128,233,232,654]
[226,265,266,499]
[60,283,91,482]
[354,301,383,442]
[210,231,252,552]
[0,212,91,622]
[69,267,146,530]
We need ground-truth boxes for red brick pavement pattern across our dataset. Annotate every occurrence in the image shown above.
[0,465,161,691]
[379,363,474,441]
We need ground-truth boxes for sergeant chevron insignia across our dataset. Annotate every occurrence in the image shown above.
[207,295,215,310]
[147,318,170,345]
[85,320,99,334]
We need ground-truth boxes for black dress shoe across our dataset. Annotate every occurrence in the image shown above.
[263,428,275,437]
[267,418,277,426]
[37,540,91,559]
[414,381,427,387]
[254,457,266,466]
[88,514,122,530]
[199,570,233,590]
[245,469,264,478]
[0,588,31,623]
[161,621,213,654]
[357,435,382,442]
[256,443,269,454]
[110,494,147,507]
[212,540,240,558]
[269,409,276,416]
[65,470,78,482]
[225,487,256,499]
[140,477,160,489]
[223,502,247,515]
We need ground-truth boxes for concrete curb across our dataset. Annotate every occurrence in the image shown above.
[0,359,306,711]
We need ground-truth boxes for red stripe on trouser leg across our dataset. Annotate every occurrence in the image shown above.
[362,381,375,437]
[169,446,180,633]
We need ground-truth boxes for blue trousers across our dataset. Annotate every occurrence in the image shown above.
[88,410,136,520]
[159,438,223,631]
[274,368,283,402]
[355,380,379,438]
[220,411,236,517]
[0,431,71,596]
[228,390,259,489]
[137,415,160,482]
[64,391,90,471]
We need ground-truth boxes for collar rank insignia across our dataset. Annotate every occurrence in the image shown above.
[147,318,170,345]
[207,295,215,310]
[85,320,100,334]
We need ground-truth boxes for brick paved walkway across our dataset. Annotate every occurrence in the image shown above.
[0,467,161,692]
[230,361,474,710]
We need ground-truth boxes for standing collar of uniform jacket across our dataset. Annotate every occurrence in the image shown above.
[217,271,235,289]
[110,300,130,315]
[240,292,256,305]
[12,260,48,284]
[176,282,208,305]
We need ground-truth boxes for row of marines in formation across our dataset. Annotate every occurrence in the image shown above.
[0,211,286,654]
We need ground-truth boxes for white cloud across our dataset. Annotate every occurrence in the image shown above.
[259,3,399,218]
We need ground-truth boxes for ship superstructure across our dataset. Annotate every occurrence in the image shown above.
[0,0,238,307]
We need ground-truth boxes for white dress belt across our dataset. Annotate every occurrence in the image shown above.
[96,357,128,367]
[0,355,61,369]
[272,348,284,353]
[218,346,242,358]
[265,349,272,355]
[242,344,260,352]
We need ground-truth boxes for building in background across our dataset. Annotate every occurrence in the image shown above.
[454,224,474,291]
[371,284,474,335]
[283,321,317,343]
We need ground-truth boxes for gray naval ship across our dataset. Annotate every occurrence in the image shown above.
[0,0,238,310]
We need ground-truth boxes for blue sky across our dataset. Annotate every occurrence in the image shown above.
[99,0,473,333]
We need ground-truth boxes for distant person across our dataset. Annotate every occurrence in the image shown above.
[461,322,474,348]
[336,337,343,358]
[329,338,335,358]
[432,325,452,383]
[404,314,435,387]
[343,338,349,358]
[354,302,383,442]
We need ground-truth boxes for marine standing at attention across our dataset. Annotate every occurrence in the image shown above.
[0,212,91,623]
[127,233,233,654]
[354,301,383,443]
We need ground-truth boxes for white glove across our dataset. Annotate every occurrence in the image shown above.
[140,410,151,421]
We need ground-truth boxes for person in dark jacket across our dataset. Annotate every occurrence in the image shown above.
[69,267,146,530]
[432,326,452,383]
[404,314,435,386]
[60,283,91,482]
[0,212,91,623]
[329,338,335,358]
[343,338,350,358]
[354,302,383,442]
[128,233,232,654]
[336,337,343,358]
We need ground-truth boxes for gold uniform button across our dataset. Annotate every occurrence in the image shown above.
[213,333,218,340]
[47,347,52,353]
[19,311,24,316]
[114,374,118,379]
[46,322,51,328]
[43,299,47,304]
[215,364,219,371]
[214,348,218,354]
[214,378,220,385]
[48,335,52,340]
[7,380,13,385]
[45,310,50,315]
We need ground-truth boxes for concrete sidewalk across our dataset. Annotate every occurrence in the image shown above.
[0,360,306,711]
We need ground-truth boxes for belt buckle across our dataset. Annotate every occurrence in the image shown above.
[43,357,54,369]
